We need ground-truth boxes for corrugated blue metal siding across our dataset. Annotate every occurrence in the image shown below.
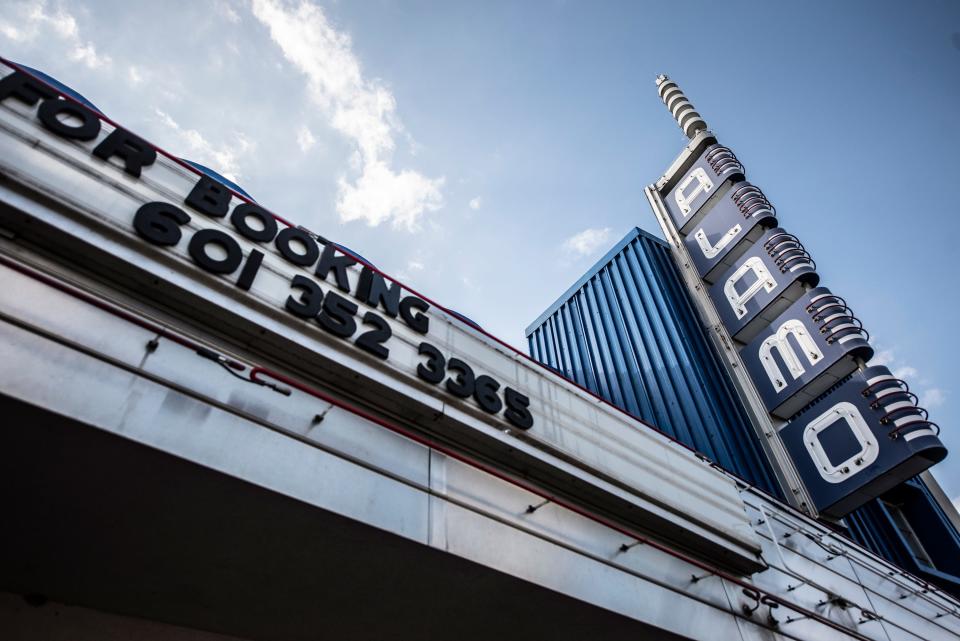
[526,228,782,497]
[527,226,960,597]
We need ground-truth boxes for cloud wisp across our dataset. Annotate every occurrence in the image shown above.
[250,0,443,231]
[296,125,316,153]
[155,109,254,182]
[0,1,111,69]
[562,227,613,258]
[869,344,947,410]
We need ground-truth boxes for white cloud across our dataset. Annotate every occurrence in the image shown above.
[155,108,254,182]
[250,0,444,231]
[953,495,960,516]
[869,345,914,379]
[407,260,424,272]
[469,197,482,210]
[70,42,109,69]
[869,345,949,411]
[562,227,612,257]
[893,366,918,380]
[128,66,144,86]
[296,125,316,152]
[0,1,111,69]
[0,23,24,41]
[217,0,242,23]
[920,388,946,409]
[394,258,425,281]
[870,348,895,367]
[337,160,443,229]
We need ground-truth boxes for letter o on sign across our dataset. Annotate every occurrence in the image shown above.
[37,99,101,141]
[803,402,879,484]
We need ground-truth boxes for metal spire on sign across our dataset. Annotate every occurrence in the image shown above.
[656,75,707,139]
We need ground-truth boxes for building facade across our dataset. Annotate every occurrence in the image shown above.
[3,59,960,640]
[527,227,960,598]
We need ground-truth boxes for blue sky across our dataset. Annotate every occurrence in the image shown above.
[2,0,958,505]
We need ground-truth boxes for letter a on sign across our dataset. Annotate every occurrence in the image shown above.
[759,319,823,392]
[724,256,776,319]
[674,167,713,217]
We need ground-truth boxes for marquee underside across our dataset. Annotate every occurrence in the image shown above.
[0,395,682,641]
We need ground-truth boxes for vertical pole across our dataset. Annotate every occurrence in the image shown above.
[649,75,814,514]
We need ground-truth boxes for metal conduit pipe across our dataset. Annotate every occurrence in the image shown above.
[756,503,898,635]
[0,253,879,640]
[756,501,960,624]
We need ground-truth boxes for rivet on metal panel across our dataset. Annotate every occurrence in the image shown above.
[617,540,645,554]
[525,498,551,514]
[783,614,812,625]
[311,405,333,425]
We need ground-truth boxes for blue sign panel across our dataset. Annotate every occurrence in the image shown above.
[683,181,777,284]
[663,144,745,235]
[780,366,946,518]
[741,287,874,419]
[707,227,819,343]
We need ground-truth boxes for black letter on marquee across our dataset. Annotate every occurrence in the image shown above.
[186,175,231,218]
[504,388,533,430]
[93,128,157,177]
[275,227,319,267]
[37,99,101,141]
[0,70,56,106]
[189,229,242,274]
[317,291,358,338]
[133,202,190,246]
[237,249,264,291]
[355,267,401,317]
[355,312,391,360]
[399,295,430,334]
[315,243,356,292]
[231,203,278,243]
[286,275,324,319]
